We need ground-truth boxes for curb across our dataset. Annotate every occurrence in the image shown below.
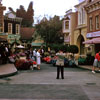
[77,65,100,73]
[0,71,18,78]
[77,65,91,71]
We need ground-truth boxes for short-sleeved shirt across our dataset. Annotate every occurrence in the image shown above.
[95,53,100,61]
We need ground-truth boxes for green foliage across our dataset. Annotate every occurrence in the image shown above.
[78,57,86,65]
[48,44,68,52]
[35,15,63,44]
[68,45,79,54]
[85,55,94,65]
[44,52,50,57]
[16,2,34,27]
[78,55,94,65]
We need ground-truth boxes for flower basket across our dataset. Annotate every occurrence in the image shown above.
[15,59,31,70]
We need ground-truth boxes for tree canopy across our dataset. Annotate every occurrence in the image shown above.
[16,2,34,27]
[35,15,63,45]
[9,1,34,27]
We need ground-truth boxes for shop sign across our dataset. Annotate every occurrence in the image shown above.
[86,31,100,38]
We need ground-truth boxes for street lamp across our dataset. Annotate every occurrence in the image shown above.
[14,35,17,48]
[60,36,64,44]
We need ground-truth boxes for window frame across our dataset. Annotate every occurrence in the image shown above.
[8,23,12,34]
[89,17,93,31]
[16,24,20,34]
[95,15,99,30]
[65,20,69,30]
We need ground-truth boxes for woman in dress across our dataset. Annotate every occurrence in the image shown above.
[36,49,41,70]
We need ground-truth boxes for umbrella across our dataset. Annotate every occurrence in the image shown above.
[16,45,25,48]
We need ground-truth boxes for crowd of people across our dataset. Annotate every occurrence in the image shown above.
[0,43,44,70]
[1,42,100,78]
[25,48,44,70]
[0,43,11,64]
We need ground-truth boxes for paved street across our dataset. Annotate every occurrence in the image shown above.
[0,63,100,100]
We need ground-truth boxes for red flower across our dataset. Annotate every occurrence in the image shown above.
[33,61,37,64]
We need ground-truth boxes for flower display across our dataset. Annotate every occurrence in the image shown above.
[15,59,31,70]
[33,61,37,64]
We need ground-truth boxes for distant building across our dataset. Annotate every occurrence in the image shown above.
[20,27,35,48]
[0,1,22,45]
[4,11,22,44]
[84,0,100,55]
[0,2,6,42]
[74,0,87,55]
[20,27,34,43]
[20,27,44,47]
[62,9,77,45]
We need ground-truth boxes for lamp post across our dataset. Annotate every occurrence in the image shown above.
[60,36,64,44]
[14,35,17,48]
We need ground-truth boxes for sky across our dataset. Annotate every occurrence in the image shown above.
[2,0,79,23]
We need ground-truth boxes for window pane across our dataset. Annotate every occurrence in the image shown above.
[8,23,12,33]
[16,24,20,34]
[89,18,93,31]
[65,21,69,29]
[96,15,99,30]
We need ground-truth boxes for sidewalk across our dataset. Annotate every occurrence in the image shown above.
[78,65,100,73]
[0,64,18,78]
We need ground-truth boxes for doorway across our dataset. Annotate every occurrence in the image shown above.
[77,35,85,55]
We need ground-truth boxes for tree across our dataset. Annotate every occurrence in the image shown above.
[35,15,63,45]
[16,1,34,27]
[26,2,34,26]
[68,45,79,56]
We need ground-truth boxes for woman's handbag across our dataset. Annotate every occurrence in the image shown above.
[93,59,98,67]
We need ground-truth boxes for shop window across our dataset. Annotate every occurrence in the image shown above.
[89,17,93,31]
[95,15,99,30]
[16,24,20,34]
[8,23,12,34]
[65,21,69,29]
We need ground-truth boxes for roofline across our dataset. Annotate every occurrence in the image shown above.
[4,16,22,22]
[85,0,100,8]
[74,1,85,8]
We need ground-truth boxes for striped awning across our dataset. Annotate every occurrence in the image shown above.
[31,42,45,46]
[83,37,100,44]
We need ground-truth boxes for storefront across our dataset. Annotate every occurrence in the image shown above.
[83,31,100,54]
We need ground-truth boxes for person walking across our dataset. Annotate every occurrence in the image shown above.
[33,49,37,61]
[36,49,41,70]
[56,50,65,79]
[92,51,100,73]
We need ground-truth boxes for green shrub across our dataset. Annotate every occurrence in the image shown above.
[44,52,50,57]
[78,57,86,65]
[68,45,79,54]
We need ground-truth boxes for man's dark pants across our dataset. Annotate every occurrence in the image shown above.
[56,65,64,79]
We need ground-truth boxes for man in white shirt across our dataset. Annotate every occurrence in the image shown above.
[33,49,37,61]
